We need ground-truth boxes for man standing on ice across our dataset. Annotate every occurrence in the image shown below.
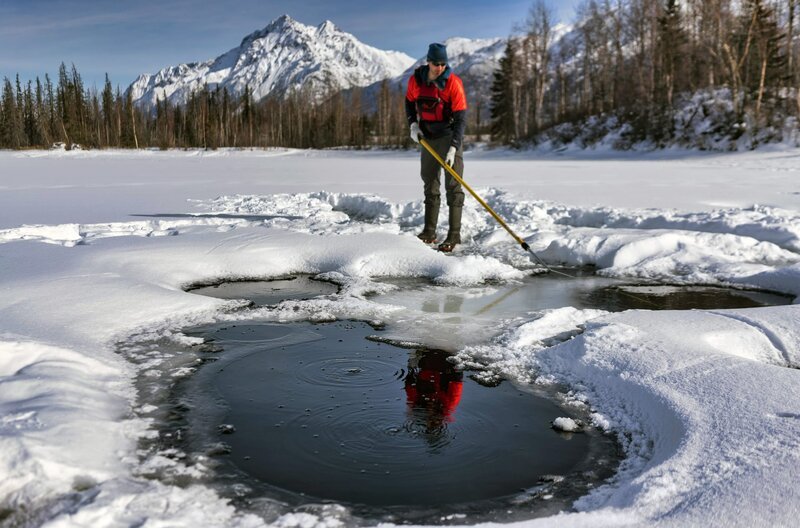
[406,42,468,252]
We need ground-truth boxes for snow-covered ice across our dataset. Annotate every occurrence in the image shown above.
[1,147,799,527]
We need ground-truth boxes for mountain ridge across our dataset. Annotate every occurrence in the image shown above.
[128,15,416,108]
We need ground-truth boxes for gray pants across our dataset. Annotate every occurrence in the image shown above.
[420,134,464,208]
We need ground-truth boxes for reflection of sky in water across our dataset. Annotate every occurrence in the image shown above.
[190,276,337,305]
[370,275,792,350]
[192,274,792,353]
[377,274,620,317]
[371,274,622,349]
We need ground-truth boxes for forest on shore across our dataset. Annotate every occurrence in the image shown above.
[1,0,798,151]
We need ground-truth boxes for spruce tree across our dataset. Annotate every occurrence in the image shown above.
[1,78,16,148]
[490,39,520,145]
[15,75,28,147]
[101,74,114,146]
[657,0,688,106]
[35,77,51,146]
[23,81,38,146]
[44,74,57,144]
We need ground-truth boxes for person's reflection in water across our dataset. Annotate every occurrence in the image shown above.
[404,349,464,446]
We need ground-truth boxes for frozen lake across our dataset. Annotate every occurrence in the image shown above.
[1,148,799,527]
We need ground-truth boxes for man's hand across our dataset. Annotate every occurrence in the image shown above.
[410,122,422,143]
[445,146,457,166]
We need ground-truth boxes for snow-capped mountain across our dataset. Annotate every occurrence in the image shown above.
[405,37,507,90]
[127,15,415,108]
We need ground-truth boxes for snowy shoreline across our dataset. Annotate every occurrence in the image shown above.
[1,148,799,526]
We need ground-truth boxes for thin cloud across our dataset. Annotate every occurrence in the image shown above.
[1,10,149,37]
[0,0,201,37]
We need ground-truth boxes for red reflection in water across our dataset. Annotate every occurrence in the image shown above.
[404,350,464,430]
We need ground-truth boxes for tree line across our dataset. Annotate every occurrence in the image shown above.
[3,0,798,151]
[491,0,799,146]
[0,64,412,150]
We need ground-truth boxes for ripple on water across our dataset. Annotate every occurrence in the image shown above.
[294,356,402,388]
[178,274,792,521]
[184,322,608,510]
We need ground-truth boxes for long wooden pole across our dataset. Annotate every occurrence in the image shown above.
[419,138,530,250]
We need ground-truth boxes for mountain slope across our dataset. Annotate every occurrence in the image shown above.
[128,15,415,108]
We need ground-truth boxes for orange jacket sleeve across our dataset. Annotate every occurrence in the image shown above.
[446,75,467,112]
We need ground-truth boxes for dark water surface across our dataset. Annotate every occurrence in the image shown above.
[184,321,609,515]
[175,273,792,523]
[189,275,337,305]
[587,282,793,310]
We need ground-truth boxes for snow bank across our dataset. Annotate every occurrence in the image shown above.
[452,303,800,527]
[0,340,134,509]
[534,227,799,286]
[539,307,800,526]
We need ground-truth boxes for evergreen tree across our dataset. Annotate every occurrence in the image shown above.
[101,74,114,146]
[44,74,57,144]
[1,78,19,148]
[490,39,520,145]
[89,91,101,148]
[657,0,688,106]
[23,80,38,146]
[34,77,51,146]
[15,75,28,147]
[242,85,253,145]
[56,63,72,146]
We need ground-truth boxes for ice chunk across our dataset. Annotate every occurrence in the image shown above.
[552,417,583,432]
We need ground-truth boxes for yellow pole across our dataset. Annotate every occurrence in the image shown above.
[419,138,530,250]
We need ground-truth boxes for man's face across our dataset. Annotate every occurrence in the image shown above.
[427,60,446,80]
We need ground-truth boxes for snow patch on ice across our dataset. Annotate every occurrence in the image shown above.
[552,417,583,432]
[453,307,608,385]
[3,190,799,304]
[536,227,799,289]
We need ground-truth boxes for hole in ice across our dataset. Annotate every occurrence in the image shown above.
[135,272,791,524]
[179,320,617,522]
[188,275,337,305]
[586,283,793,311]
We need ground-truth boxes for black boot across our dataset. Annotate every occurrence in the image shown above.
[417,202,439,244]
[438,206,462,252]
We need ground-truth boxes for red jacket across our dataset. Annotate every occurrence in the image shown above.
[405,65,468,148]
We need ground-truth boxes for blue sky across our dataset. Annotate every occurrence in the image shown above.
[0,0,581,89]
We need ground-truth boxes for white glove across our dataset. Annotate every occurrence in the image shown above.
[410,122,422,143]
[445,146,457,166]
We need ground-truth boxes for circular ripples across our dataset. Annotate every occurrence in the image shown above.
[209,322,594,507]
[294,356,404,388]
